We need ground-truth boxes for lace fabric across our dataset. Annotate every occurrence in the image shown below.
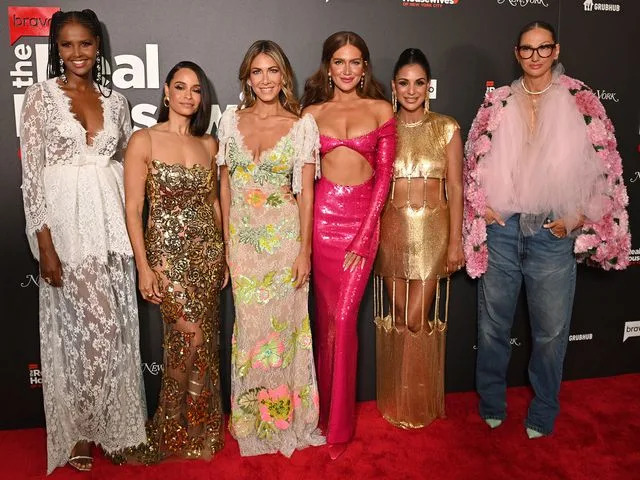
[19,78,146,474]
[20,78,133,266]
[217,108,325,457]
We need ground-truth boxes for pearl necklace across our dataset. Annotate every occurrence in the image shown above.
[521,78,553,95]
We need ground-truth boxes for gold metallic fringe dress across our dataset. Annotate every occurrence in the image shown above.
[374,111,459,429]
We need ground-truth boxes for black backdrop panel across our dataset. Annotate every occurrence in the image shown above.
[1,0,638,430]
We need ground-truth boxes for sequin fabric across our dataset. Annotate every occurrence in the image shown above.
[313,118,396,444]
[216,110,324,457]
[373,112,459,429]
[122,159,225,463]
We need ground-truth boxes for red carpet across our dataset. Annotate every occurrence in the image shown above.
[2,374,639,480]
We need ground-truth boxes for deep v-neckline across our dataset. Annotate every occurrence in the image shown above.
[232,109,301,163]
[54,79,106,148]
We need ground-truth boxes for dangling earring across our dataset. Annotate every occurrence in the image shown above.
[95,50,102,83]
[328,74,333,89]
[424,95,430,114]
[391,91,398,113]
[360,75,364,90]
[163,96,169,107]
[59,58,67,84]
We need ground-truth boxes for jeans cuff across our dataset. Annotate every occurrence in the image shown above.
[524,421,552,436]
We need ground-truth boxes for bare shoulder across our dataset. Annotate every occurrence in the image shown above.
[126,128,152,162]
[368,98,393,124]
[128,128,151,148]
[302,103,324,118]
[201,133,218,156]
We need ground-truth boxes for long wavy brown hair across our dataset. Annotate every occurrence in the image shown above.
[301,31,386,107]
[238,40,300,116]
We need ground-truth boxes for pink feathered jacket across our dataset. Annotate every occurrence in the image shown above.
[463,74,630,278]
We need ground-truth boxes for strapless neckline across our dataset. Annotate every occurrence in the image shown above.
[151,158,212,171]
[319,117,395,142]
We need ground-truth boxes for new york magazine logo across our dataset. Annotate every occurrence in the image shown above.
[596,88,620,103]
[497,0,549,7]
[583,0,622,13]
[402,0,459,8]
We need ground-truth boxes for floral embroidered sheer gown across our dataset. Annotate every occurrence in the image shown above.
[134,155,226,462]
[374,112,459,429]
[313,118,396,445]
[217,108,324,457]
[19,78,147,474]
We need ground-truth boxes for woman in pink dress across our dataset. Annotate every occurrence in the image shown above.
[302,31,395,459]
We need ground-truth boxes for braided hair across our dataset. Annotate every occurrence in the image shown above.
[47,9,111,97]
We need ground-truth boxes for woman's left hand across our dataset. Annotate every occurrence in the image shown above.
[446,240,465,274]
[292,252,311,289]
[543,218,567,238]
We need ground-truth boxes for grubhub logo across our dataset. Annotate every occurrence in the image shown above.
[8,6,60,45]
[584,0,622,12]
[402,0,459,8]
[28,363,42,388]
[623,321,640,342]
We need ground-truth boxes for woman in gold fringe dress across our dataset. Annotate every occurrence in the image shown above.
[122,61,227,462]
[374,49,464,428]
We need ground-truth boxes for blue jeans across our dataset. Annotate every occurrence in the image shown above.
[476,214,576,435]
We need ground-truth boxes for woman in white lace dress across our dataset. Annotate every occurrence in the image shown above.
[19,10,146,474]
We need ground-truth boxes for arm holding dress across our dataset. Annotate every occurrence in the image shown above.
[124,129,162,303]
[292,114,320,288]
[445,126,465,273]
[215,109,233,266]
[346,117,396,262]
[20,84,63,287]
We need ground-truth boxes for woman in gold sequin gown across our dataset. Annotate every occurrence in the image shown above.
[123,61,226,462]
[374,49,464,428]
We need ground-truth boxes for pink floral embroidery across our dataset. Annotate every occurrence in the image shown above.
[463,75,630,277]
[257,385,293,430]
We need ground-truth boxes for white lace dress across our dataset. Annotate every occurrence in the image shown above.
[20,78,147,474]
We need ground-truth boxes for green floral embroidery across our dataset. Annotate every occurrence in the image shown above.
[236,216,297,254]
[234,268,293,305]
[228,138,294,189]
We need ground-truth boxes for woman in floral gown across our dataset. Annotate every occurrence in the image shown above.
[217,40,324,456]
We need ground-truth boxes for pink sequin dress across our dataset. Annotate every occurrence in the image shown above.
[313,118,396,444]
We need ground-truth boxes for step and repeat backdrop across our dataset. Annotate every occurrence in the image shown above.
[1,0,638,429]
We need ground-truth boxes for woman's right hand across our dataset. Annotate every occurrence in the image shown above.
[138,265,162,304]
[39,246,63,287]
[484,206,505,226]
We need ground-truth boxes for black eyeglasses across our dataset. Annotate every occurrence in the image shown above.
[516,43,556,59]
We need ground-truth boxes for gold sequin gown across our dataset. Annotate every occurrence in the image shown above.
[129,159,225,462]
[374,111,459,429]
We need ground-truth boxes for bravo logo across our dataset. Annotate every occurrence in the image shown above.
[8,6,60,45]
[623,321,640,342]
